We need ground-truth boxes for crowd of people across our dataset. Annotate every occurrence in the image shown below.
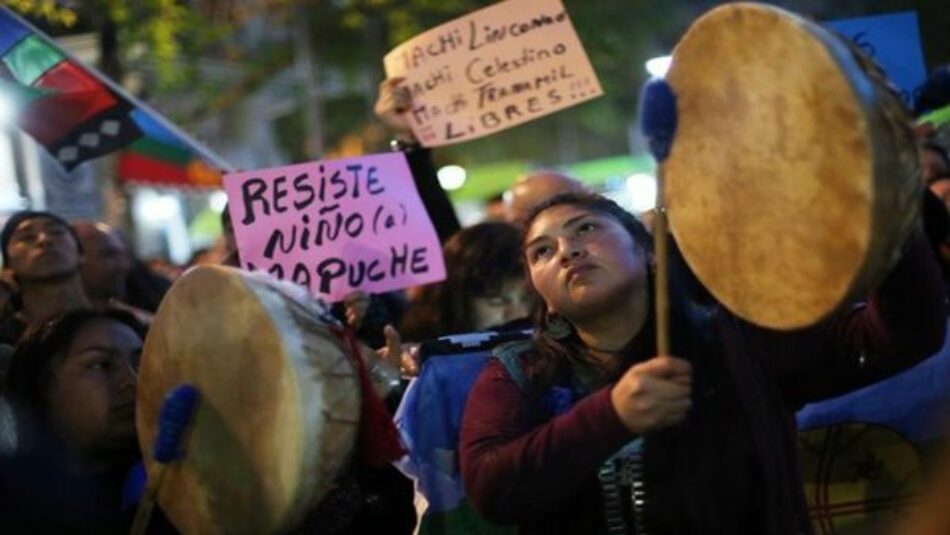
[0,44,948,535]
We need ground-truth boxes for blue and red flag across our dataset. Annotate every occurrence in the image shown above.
[0,6,228,186]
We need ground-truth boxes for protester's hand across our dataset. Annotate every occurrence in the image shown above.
[376,324,420,377]
[343,291,372,331]
[374,77,416,144]
[610,356,692,434]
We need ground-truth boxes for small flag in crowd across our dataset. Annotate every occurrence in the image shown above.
[0,6,228,187]
[118,110,224,188]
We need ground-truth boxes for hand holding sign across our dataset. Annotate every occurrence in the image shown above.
[223,152,446,302]
[374,77,417,144]
[383,0,602,147]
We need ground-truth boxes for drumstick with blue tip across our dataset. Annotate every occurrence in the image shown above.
[130,384,200,535]
[639,78,678,357]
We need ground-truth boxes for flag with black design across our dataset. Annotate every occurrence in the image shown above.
[0,7,142,170]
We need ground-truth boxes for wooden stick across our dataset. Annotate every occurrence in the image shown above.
[129,384,199,535]
[129,464,167,535]
[654,166,671,357]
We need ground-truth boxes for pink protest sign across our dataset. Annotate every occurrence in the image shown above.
[383,0,603,147]
[223,152,446,302]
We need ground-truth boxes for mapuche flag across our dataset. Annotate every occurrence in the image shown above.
[0,9,141,169]
[0,7,228,186]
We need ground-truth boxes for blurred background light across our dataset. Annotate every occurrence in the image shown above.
[645,55,672,78]
[209,190,228,212]
[437,165,467,191]
[0,91,15,125]
[625,173,657,213]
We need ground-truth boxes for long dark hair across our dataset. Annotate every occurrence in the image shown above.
[401,222,524,340]
[4,308,147,418]
[519,193,657,389]
[520,193,764,533]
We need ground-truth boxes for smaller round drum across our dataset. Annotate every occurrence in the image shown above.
[664,3,921,329]
[137,266,361,534]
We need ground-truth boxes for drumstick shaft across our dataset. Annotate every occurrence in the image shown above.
[130,464,166,535]
[654,169,671,357]
[129,384,199,535]
[638,78,677,357]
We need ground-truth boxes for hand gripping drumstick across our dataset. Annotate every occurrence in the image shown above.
[130,384,200,535]
[639,78,678,357]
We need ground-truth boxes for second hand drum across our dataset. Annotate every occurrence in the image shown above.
[136,266,382,534]
[663,2,921,330]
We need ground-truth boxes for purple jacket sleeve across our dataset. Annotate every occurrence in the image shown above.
[459,358,634,524]
[768,230,947,406]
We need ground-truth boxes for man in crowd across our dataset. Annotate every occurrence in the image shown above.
[72,221,130,307]
[504,170,588,224]
[0,211,90,346]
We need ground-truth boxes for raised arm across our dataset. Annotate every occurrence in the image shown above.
[374,78,460,243]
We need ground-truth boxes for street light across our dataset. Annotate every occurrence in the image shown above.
[0,90,15,125]
[437,165,467,191]
[626,173,657,213]
[209,190,228,212]
[645,55,672,78]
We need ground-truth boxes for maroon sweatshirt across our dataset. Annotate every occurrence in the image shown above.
[460,231,946,535]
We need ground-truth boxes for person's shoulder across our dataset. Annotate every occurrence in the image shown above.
[491,338,532,360]
[490,339,533,390]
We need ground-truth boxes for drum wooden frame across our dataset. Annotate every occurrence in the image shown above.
[664,2,921,329]
[137,266,361,534]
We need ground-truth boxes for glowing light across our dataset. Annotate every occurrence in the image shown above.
[209,190,228,212]
[626,173,657,213]
[645,55,672,78]
[137,192,180,223]
[0,91,14,125]
[437,165,467,191]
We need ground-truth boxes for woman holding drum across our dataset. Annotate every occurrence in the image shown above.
[460,4,947,535]
[460,190,943,534]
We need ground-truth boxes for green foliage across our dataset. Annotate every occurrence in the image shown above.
[3,0,77,27]
[103,0,233,89]
[15,0,944,175]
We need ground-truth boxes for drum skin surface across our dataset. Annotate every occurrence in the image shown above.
[665,3,920,329]
[137,266,360,534]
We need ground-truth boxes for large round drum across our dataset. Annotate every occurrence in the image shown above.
[137,266,361,534]
[664,3,921,329]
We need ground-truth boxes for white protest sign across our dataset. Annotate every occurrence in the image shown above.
[384,0,603,147]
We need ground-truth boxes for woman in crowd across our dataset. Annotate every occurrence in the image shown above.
[460,193,946,534]
[400,221,530,342]
[0,306,413,535]
[0,308,157,534]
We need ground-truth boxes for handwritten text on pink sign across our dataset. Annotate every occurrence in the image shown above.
[223,152,445,302]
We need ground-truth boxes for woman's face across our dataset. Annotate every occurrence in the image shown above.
[469,277,530,331]
[46,319,141,458]
[524,204,648,322]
